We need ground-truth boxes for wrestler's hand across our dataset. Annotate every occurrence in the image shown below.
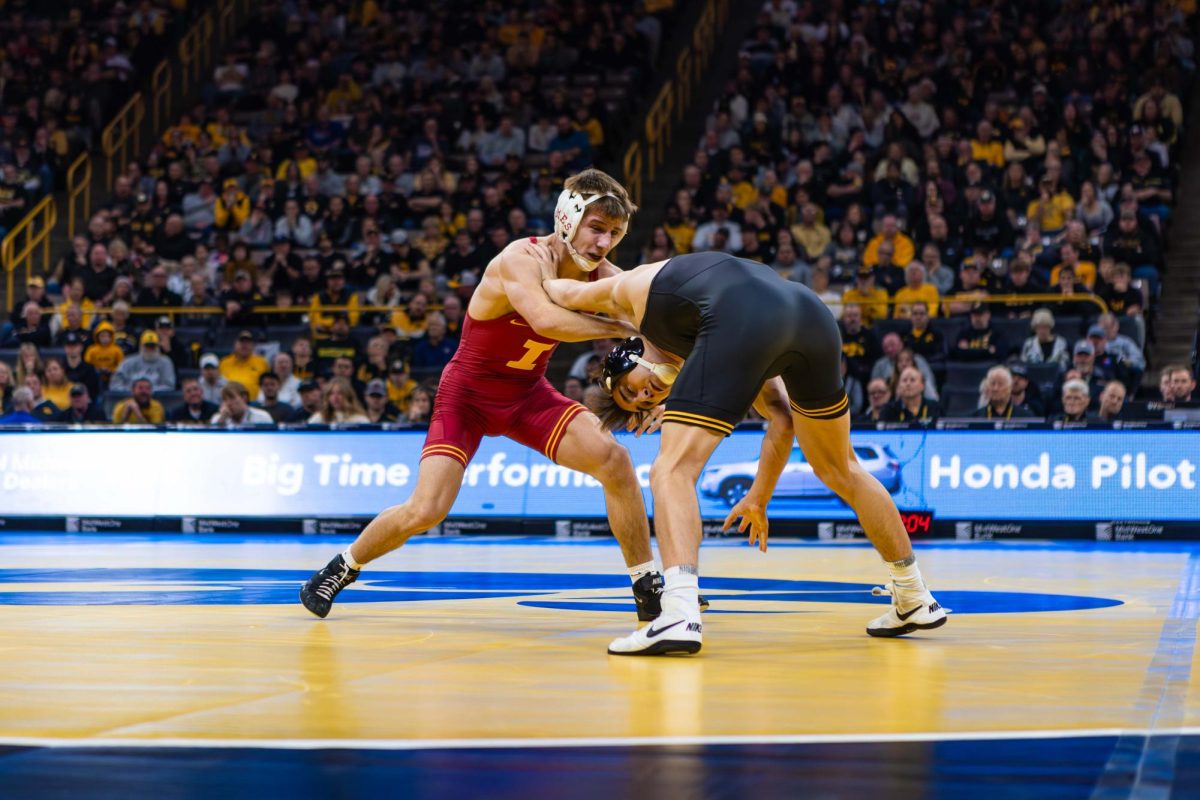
[518,236,557,281]
[627,404,665,436]
[723,494,769,552]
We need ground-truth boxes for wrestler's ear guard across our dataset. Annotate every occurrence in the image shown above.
[602,337,679,390]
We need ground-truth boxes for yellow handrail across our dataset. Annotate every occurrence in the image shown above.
[675,47,692,123]
[66,152,92,239]
[179,11,216,98]
[1,195,57,302]
[828,292,1110,314]
[218,0,237,42]
[623,141,643,209]
[101,92,145,191]
[644,81,674,182]
[152,60,173,134]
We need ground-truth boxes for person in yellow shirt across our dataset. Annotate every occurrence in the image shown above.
[863,214,915,267]
[390,293,430,339]
[112,378,166,424]
[84,322,125,386]
[213,178,251,232]
[161,113,201,148]
[790,202,831,261]
[219,332,270,397]
[385,359,418,411]
[56,276,96,330]
[892,262,941,318]
[1026,176,1075,233]
[969,120,1005,169]
[274,143,317,180]
[1048,242,1097,289]
[842,266,890,326]
[325,74,363,111]
[663,203,695,254]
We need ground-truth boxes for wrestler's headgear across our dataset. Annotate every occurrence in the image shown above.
[554,187,625,272]
[602,337,680,392]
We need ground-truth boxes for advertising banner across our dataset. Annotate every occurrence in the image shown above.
[0,429,1196,523]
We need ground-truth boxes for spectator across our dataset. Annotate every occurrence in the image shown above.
[1162,364,1197,403]
[219,332,270,398]
[691,204,742,254]
[314,316,361,375]
[880,367,941,423]
[386,360,418,411]
[153,316,189,376]
[112,378,166,424]
[1008,363,1046,417]
[863,215,914,268]
[893,262,940,318]
[563,376,585,403]
[1104,209,1162,296]
[859,378,892,424]
[411,313,458,374]
[952,303,1006,362]
[211,382,274,427]
[56,383,106,424]
[1094,313,1145,373]
[198,353,228,405]
[41,358,72,410]
[61,332,100,399]
[290,379,323,423]
[1020,309,1070,371]
[871,334,938,399]
[310,267,361,333]
[1086,325,1139,390]
[809,267,842,320]
[220,270,265,329]
[972,366,1033,420]
[839,304,881,386]
[999,253,1045,317]
[902,302,944,367]
[790,203,830,262]
[842,267,888,327]
[1070,340,1109,398]
[1096,380,1128,423]
[391,294,430,339]
[404,384,435,426]
[309,377,369,424]
[1098,263,1144,318]
[363,379,401,423]
[56,277,98,332]
[268,352,301,406]
[0,387,42,425]
[168,378,219,425]
[1051,380,1095,426]
[921,242,956,296]
[84,322,125,387]
[5,302,52,347]
[254,372,295,424]
[109,330,175,393]
[1049,243,1097,291]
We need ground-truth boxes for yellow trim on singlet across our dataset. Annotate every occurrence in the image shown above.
[661,410,735,434]
[422,444,470,466]
[544,403,586,460]
[791,395,850,418]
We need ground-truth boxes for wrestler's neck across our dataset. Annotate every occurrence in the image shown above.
[547,236,596,280]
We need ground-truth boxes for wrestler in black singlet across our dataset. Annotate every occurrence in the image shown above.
[639,252,848,435]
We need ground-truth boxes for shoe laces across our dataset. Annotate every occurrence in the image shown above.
[315,563,356,601]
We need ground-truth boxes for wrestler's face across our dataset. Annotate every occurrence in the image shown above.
[613,366,671,413]
[572,210,627,264]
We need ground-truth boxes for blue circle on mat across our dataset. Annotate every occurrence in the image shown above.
[0,568,1121,614]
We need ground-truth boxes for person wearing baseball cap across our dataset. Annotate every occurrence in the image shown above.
[61,330,101,399]
[198,352,228,405]
[219,331,270,397]
[385,359,417,410]
[108,329,177,393]
[363,378,401,423]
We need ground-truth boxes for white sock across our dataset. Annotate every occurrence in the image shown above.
[661,565,699,617]
[628,560,657,583]
[887,556,925,594]
[342,547,363,571]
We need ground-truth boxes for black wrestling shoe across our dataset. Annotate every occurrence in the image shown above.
[300,554,360,618]
[631,572,710,621]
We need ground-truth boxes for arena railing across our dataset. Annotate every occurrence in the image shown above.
[0,0,254,287]
[624,0,730,214]
[1,195,57,303]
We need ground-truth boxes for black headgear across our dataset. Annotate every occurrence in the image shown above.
[602,337,645,391]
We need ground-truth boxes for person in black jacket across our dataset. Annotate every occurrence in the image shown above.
[168,378,219,425]
[56,384,108,423]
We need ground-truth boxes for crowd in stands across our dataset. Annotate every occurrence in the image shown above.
[0,0,677,426]
[645,0,1197,425]
[0,0,191,236]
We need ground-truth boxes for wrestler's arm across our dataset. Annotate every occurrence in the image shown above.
[723,377,795,551]
[500,249,629,342]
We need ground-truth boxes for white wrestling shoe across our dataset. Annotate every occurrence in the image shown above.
[866,583,948,638]
[607,610,703,656]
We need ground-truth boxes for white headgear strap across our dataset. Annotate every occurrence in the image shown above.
[630,355,679,386]
[554,188,622,271]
